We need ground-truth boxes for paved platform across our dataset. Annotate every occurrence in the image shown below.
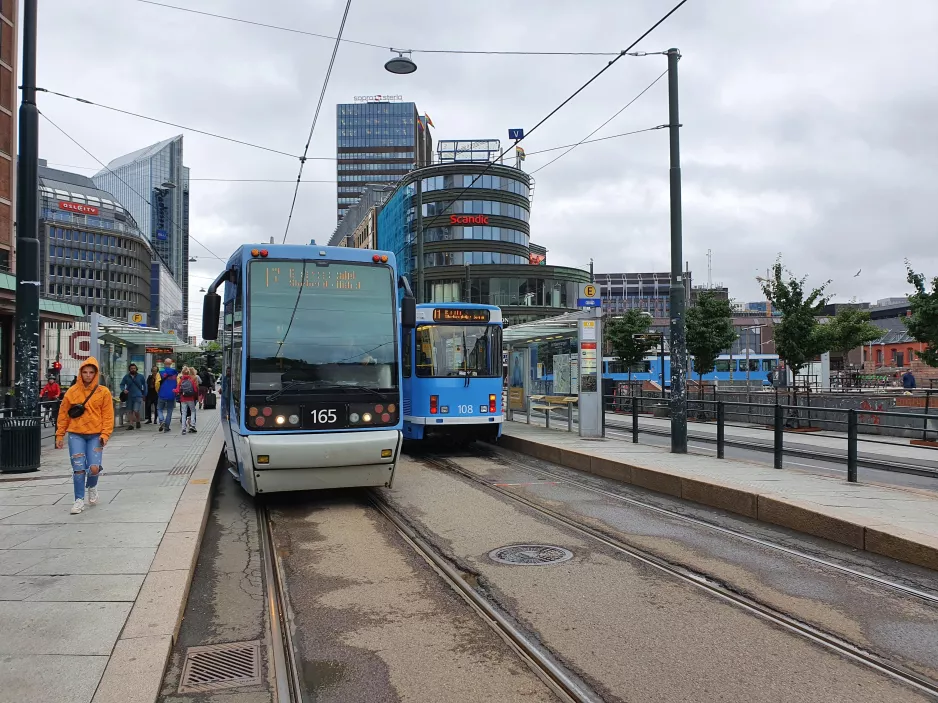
[0,413,223,703]
[500,420,938,572]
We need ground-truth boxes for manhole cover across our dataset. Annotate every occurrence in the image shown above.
[179,640,262,693]
[488,544,574,566]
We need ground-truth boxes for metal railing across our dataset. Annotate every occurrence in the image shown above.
[518,393,938,483]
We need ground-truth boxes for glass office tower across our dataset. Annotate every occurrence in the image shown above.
[93,136,190,337]
[335,101,433,222]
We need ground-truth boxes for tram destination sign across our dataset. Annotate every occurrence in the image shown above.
[432,308,491,323]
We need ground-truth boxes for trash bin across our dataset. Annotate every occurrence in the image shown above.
[0,417,42,473]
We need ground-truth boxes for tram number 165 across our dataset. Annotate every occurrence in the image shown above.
[457,404,474,414]
[311,409,338,424]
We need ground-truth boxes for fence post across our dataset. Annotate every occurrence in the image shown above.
[632,395,639,444]
[568,400,574,432]
[774,403,783,469]
[545,404,551,429]
[847,409,858,483]
[717,401,725,459]
[924,391,932,442]
[526,396,531,425]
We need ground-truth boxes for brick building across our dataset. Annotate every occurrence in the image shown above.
[0,0,17,272]
[860,318,938,385]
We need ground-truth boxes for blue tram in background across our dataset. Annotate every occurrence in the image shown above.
[402,303,504,444]
[603,353,780,387]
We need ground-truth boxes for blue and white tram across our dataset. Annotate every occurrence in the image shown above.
[201,243,416,496]
[602,352,780,387]
[402,303,504,443]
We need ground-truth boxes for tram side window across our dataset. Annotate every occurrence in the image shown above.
[230,274,243,416]
[714,360,731,372]
[402,333,412,378]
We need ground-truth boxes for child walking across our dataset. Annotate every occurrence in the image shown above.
[55,357,113,515]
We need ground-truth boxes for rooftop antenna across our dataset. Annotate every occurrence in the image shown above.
[707,248,712,289]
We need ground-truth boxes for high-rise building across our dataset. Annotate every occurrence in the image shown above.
[38,161,153,318]
[335,100,433,221]
[0,0,19,272]
[93,135,190,337]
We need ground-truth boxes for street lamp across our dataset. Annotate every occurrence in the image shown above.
[385,50,417,74]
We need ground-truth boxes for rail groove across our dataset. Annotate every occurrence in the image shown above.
[424,454,938,699]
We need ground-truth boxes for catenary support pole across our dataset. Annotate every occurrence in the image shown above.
[667,48,687,454]
[14,0,40,419]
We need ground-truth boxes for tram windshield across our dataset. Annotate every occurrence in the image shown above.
[246,260,398,392]
[415,324,501,378]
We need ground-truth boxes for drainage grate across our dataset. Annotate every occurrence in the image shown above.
[178,640,262,693]
[488,544,574,566]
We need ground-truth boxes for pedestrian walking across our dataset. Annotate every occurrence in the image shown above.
[176,366,200,434]
[40,375,62,428]
[55,357,113,515]
[145,365,160,424]
[902,369,917,389]
[197,366,211,409]
[119,363,146,430]
[157,358,178,432]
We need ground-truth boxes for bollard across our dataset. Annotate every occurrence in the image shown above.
[717,401,725,459]
[567,400,574,432]
[847,409,858,483]
[632,395,639,444]
[526,397,531,425]
[545,404,551,429]
[924,392,932,442]
[773,403,783,469]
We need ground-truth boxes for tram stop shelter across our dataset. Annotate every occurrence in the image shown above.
[89,313,202,395]
[504,310,594,416]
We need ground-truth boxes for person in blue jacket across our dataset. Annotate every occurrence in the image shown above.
[157,358,179,432]
[119,363,147,430]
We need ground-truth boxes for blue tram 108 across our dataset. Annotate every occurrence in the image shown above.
[402,304,504,444]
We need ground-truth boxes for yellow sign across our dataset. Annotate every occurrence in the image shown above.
[583,321,595,328]
[131,313,144,324]
[584,284,596,297]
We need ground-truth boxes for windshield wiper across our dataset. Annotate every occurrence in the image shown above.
[265,380,318,402]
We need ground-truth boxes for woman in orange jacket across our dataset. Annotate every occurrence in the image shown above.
[56,357,114,514]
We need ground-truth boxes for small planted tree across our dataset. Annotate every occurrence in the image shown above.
[823,307,881,368]
[906,266,938,369]
[606,309,656,387]
[760,259,831,382]
[686,291,738,390]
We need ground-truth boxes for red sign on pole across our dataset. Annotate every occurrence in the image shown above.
[59,201,99,216]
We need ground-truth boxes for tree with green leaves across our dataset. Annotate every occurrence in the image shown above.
[686,292,737,386]
[822,307,881,364]
[605,309,656,386]
[760,259,831,380]
[906,266,938,368]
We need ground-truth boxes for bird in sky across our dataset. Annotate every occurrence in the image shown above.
[854,269,862,277]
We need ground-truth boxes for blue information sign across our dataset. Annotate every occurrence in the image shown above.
[577,298,602,308]
[508,128,524,140]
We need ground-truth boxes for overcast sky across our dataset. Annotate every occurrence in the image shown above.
[34,0,938,329]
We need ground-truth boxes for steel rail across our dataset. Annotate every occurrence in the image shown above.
[258,504,305,703]
[423,455,938,698]
[482,450,938,605]
[370,493,598,703]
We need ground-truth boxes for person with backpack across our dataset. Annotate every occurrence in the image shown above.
[145,365,160,424]
[157,358,178,432]
[176,366,200,434]
[55,357,114,515]
[119,363,146,431]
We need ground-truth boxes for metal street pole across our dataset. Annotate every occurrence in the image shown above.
[415,178,424,303]
[667,47,687,453]
[464,262,471,303]
[659,331,665,399]
[14,0,40,419]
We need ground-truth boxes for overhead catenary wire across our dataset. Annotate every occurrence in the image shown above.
[36,88,301,160]
[39,110,227,263]
[133,0,621,55]
[282,0,353,244]
[417,0,689,227]
[530,69,668,175]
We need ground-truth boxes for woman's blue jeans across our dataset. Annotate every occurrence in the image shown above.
[67,433,103,501]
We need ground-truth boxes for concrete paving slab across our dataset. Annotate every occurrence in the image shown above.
[148,531,198,572]
[1,502,178,525]
[0,549,51,575]
[0,505,37,520]
[91,635,172,703]
[165,498,209,533]
[120,569,189,640]
[15,547,156,575]
[0,600,131,655]
[25,574,145,602]
[109,486,186,503]
[0,574,54,600]
[0,654,108,703]
[52,490,120,506]
[0,524,57,549]
[0,493,65,506]
[12,522,166,550]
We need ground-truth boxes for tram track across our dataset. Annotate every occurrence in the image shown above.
[477,447,938,605]
[258,504,305,703]
[421,453,938,699]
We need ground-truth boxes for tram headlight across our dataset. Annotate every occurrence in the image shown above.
[275,415,286,425]
[362,412,373,423]
[288,414,300,425]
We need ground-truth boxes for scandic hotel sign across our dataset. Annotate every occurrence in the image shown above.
[59,201,99,216]
[450,214,489,225]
